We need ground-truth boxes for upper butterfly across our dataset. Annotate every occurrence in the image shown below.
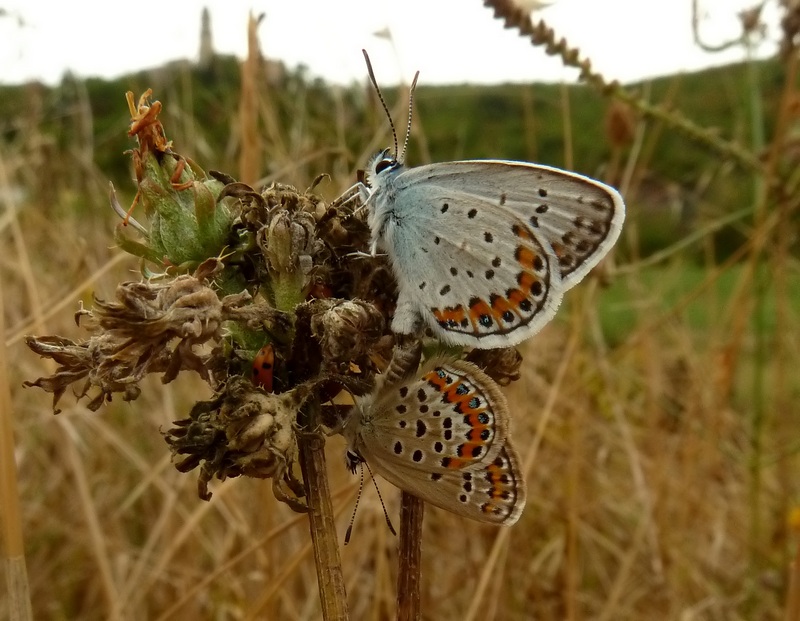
[356,52,625,349]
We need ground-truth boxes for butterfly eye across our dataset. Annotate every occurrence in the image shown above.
[374,157,396,174]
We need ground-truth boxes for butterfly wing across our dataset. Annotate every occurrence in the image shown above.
[371,160,624,347]
[397,161,625,288]
[371,172,562,348]
[367,446,525,525]
[343,359,526,525]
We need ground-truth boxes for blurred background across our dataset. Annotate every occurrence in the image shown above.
[1,1,799,619]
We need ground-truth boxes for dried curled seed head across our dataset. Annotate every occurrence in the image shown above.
[164,377,313,507]
[23,274,231,412]
[310,299,386,365]
[261,208,319,275]
[466,347,523,386]
[93,275,223,342]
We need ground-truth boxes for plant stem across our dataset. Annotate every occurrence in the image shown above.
[396,492,424,621]
[744,32,768,583]
[298,399,349,620]
[0,274,33,621]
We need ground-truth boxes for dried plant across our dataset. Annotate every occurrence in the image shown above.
[22,86,527,617]
[23,89,397,495]
[16,5,799,619]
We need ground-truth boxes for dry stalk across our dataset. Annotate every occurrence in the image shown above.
[396,492,424,621]
[0,275,33,621]
[298,403,349,620]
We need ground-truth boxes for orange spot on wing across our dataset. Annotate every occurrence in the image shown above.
[424,369,449,391]
[485,460,509,500]
[507,288,526,305]
[490,295,517,323]
[433,306,466,328]
[515,246,537,270]
[468,298,498,327]
[441,387,492,463]
[517,271,538,295]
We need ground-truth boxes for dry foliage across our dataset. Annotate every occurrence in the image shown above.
[2,3,799,620]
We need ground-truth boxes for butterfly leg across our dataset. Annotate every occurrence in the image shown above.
[331,181,373,213]
[330,183,361,209]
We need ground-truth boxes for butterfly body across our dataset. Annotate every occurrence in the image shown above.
[363,152,625,348]
[342,358,525,525]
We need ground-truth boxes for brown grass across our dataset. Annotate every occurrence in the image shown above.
[2,6,800,620]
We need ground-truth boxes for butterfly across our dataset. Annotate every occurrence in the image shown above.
[341,358,526,525]
[355,52,625,349]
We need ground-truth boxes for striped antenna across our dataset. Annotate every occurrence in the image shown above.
[362,49,398,159]
[398,71,419,164]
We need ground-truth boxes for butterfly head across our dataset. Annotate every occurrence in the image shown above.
[345,448,363,474]
[366,148,402,187]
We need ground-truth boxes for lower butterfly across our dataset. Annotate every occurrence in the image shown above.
[354,50,625,349]
[341,358,526,525]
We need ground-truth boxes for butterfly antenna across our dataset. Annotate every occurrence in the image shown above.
[363,459,397,536]
[344,463,366,545]
[362,49,398,159]
[398,71,419,165]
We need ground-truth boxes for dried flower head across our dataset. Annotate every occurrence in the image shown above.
[165,376,313,507]
[24,90,385,509]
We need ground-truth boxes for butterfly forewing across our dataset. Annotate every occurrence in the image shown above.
[363,360,509,471]
[398,160,624,289]
[344,359,526,525]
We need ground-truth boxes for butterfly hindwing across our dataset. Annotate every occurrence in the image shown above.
[364,359,509,471]
[376,180,562,348]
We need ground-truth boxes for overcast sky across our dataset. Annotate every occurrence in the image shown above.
[0,0,781,87]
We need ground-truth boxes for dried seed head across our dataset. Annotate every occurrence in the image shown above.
[310,299,386,365]
[164,376,313,507]
[261,209,318,276]
[466,347,523,386]
[24,274,233,411]
[24,334,143,413]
